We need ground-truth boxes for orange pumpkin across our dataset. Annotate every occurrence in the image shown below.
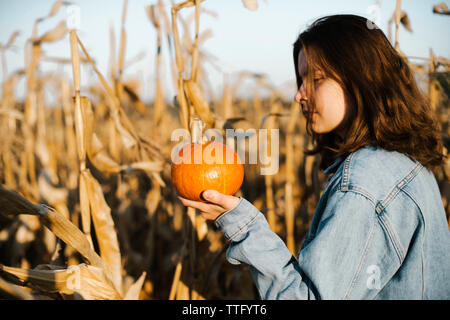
[171,141,244,201]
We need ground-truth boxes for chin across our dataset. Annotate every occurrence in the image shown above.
[312,126,330,134]
[312,122,339,135]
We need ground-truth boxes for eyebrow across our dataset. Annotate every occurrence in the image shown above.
[299,68,323,78]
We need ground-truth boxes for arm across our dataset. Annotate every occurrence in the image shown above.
[214,196,314,299]
[179,189,402,299]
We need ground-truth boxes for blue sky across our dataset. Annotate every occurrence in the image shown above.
[0,0,449,102]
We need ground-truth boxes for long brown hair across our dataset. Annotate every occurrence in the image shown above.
[293,14,445,173]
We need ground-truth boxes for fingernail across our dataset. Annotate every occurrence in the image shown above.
[203,190,214,200]
[203,190,212,199]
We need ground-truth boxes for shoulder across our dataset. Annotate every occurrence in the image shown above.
[334,145,425,204]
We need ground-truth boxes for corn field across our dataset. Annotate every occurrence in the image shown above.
[0,0,449,300]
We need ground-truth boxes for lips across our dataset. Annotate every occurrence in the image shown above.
[300,100,310,116]
[301,102,308,112]
[300,101,317,117]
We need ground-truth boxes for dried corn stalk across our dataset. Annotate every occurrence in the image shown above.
[285,101,300,255]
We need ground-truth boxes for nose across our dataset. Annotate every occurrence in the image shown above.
[294,82,307,103]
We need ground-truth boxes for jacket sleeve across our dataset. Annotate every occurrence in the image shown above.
[214,191,403,300]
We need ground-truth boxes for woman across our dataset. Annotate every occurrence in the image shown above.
[177,15,450,299]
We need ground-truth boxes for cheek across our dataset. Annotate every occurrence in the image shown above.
[318,83,346,117]
[312,81,347,131]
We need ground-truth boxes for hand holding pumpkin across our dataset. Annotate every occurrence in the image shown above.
[177,190,240,220]
[171,141,245,220]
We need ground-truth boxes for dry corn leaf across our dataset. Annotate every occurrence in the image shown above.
[185,79,215,128]
[242,0,258,11]
[124,51,146,70]
[38,172,68,205]
[112,110,137,149]
[191,1,201,82]
[176,78,190,130]
[120,161,164,173]
[74,96,87,165]
[83,96,121,173]
[145,185,161,218]
[399,11,412,32]
[198,29,213,46]
[0,183,123,299]
[75,34,140,151]
[1,31,20,49]
[15,218,37,244]
[171,1,190,74]
[0,185,41,216]
[79,172,94,249]
[433,3,450,15]
[123,271,146,300]
[48,1,65,18]
[83,97,162,176]
[0,263,122,300]
[35,140,59,185]
[0,108,25,121]
[0,276,34,300]
[0,264,74,294]
[83,170,122,295]
[68,264,122,300]
[123,84,147,115]
[146,5,159,29]
[153,78,166,127]
[37,204,107,270]
[118,0,127,75]
[0,187,105,269]
[89,133,122,172]
[196,215,208,242]
[36,21,68,44]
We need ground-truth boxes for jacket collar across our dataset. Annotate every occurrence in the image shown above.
[324,156,345,175]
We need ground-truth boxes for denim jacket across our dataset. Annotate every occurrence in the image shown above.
[214,146,450,299]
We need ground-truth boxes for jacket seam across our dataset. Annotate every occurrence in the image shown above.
[344,186,377,206]
[215,197,244,225]
[377,214,404,263]
[343,215,376,299]
[333,188,378,299]
[372,162,424,264]
[375,162,423,215]
[337,151,376,205]
[307,185,376,241]
[227,212,260,241]
[340,152,355,192]
[400,187,426,299]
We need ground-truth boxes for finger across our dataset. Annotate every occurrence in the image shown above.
[199,211,216,220]
[177,195,224,212]
[202,190,240,211]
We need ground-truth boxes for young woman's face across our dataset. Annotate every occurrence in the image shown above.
[295,49,349,135]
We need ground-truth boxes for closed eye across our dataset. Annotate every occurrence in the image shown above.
[313,77,325,88]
